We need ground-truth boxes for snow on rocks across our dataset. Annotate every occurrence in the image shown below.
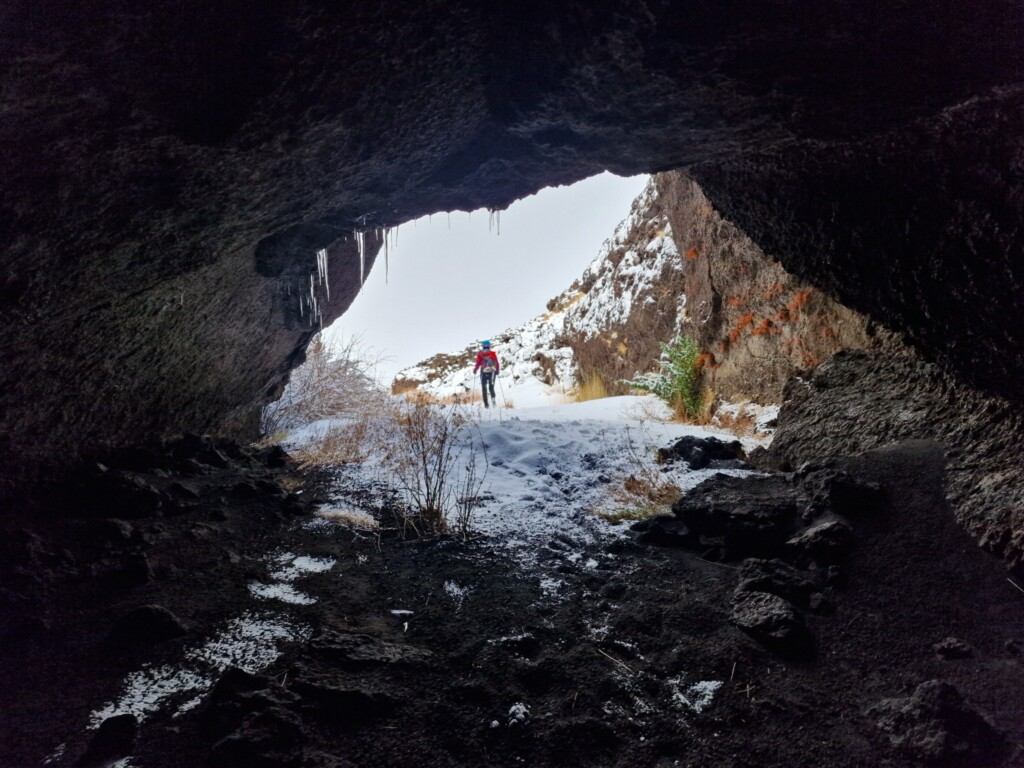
[89,612,311,728]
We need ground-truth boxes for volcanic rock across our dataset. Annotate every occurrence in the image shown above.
[730,590,812,658]
[736,558,821,607]
[672,474,802,558]
[657,435,746,470]
[868,680,1009,766]
[786,519,855,565]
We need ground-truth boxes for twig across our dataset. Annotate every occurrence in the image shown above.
[596,647,634,676]
[730,661,737,682]
[1009,578,1024,595]
[571,691,580,710]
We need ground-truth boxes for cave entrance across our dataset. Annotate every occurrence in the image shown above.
[322,172,649,387]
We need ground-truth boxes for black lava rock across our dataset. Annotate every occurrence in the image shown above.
[672,474,802,558]
[658,435,746,469]
[868,680,1009,766]
[736,558,822,607]
[731,590,812,658]
[787,519,855,565]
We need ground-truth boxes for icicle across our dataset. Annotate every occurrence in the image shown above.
[323,250,330,301]
[355,230,366,286]
[496,210,501,236]
[447,212,450,229]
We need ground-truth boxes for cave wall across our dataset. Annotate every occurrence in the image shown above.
[2,0,1023,497]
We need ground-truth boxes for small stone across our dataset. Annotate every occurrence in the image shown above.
[933,637,973,660]
[731,590,812,658]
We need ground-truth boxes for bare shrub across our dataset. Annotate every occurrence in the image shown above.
[262,334,387,434]
[383,399,487,538]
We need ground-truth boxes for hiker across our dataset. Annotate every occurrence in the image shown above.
[473,340,500,407]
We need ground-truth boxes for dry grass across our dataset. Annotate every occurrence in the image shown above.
[712,400,760,437]
[573,372,610,403]
[291,421,372,468]
[404,389,484,406]
[316,507,379,530]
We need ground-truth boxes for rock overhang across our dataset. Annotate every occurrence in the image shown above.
[1,0,1023,496]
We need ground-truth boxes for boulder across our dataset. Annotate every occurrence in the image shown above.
[798,467,885,518]
[730,590,812,658]
[658,436,746,469]
[868,680,1009,766]
[736,558,821,607]
[672,474,802,557]
[786,519,855,565]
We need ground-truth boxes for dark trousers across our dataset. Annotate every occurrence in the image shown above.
[480,371,496,406]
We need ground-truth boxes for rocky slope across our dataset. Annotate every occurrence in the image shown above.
[395,173,878,406]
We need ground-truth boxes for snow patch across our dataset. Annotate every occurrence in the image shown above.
[667,677,723,714]
[248,581,317,605]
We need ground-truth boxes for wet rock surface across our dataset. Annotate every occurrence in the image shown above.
[1,437,1022,767]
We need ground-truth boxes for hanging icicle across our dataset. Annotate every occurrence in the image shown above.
[354,230,366,286]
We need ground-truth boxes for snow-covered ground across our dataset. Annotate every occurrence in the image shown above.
[288,394,774,571]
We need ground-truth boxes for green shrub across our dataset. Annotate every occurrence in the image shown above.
[624,334,703,419]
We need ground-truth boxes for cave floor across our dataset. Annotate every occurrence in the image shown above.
[2,440,1022,768]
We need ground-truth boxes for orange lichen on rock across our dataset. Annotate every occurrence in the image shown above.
[686,246,700,259]
[775,308,791,323]
[729,312,757,342]
[726,295,746,308]
[750,318,778,336]
[788,290,812,313]
[696,352,718,369]
[763,282,784,301]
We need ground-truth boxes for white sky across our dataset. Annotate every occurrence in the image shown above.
[324,171,650,382]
